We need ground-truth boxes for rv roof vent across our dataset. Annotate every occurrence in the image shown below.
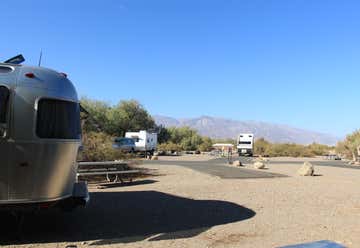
[0,66,13,73]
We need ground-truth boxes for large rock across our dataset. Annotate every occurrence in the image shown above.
[151,155,159,161]
[255,157,269,163]
[233,160,242,166]
[297,161,314,176]
[253,161,265,169]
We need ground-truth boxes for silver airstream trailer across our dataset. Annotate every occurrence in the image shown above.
[0,55,89,210]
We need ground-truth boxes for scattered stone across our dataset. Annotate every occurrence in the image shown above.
[261,157,269,162]
[297,161,314,176]
[233,160,242,166]
[151,155,159,160]
[255,157,268,163]
[253,161,265,169]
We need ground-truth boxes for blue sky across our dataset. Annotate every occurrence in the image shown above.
[1,0,359,137]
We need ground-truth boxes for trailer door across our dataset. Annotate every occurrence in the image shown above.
[0,85,11,201]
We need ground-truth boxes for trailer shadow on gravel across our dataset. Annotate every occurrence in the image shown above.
[0,191,256,246]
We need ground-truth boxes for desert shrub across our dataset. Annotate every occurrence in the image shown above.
[254,138,331,157]
[254,138,271,156]
[159,126,210,151]
[79,131,128,161]
[157,142,182,152]
[198,137,213,152]
[307,143,331,156]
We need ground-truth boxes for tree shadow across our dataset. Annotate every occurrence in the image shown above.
[0,191,255,246]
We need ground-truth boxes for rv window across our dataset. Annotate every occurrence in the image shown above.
[0,66,13,73]
[0,86,9,123]
[36,99,81,139]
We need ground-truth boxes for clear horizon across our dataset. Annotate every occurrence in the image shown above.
[2,0,359,137]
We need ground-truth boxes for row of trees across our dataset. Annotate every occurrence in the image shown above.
[80,97,337,160]
[81,97,155,137]
[158,127,213,152]
[254,138,332,157]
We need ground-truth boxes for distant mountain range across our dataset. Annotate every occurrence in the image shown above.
[154,115,339,145]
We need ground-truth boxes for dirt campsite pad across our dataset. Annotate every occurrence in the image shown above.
[1,155,360,248]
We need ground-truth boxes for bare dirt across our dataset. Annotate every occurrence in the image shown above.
[2,155,360,248]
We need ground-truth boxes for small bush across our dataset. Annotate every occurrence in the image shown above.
[157,142,182,153]
[254,138,332,157]
[79,131,129,161]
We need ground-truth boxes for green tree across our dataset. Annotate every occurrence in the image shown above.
[107,99,156,137]
[80,97,111,133]
[163,126,207,151]
[199,137,213,152]
[337,130,360,161]
[157,125,171,144]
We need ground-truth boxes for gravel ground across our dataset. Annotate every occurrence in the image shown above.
[2,155,360,248]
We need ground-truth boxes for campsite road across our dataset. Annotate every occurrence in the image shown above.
[144,157,286,179]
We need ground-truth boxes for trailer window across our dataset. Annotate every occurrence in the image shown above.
[0,86,9,123]
[36,99,81,139]
[0,66,13,73]
[239,141,251,144]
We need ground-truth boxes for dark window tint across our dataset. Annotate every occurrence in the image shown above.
[0,66,13,73]
[239,141,251,144]
[0,86,10,123]
[36,99,81,139]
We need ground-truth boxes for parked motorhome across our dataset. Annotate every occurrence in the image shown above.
[0,55,89,211]
[125,130,157,154]
[237,133,254,156]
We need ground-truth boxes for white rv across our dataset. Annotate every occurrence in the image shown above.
[125,130,157,154]
[237,133,254,156]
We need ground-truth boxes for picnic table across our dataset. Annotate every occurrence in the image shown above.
[77,161,141,183]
